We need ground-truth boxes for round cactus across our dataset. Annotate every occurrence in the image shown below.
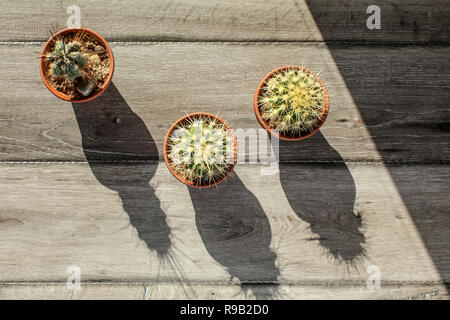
[167,114,235,186]
[258,67,327,136]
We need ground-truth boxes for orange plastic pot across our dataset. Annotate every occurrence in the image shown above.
[254,65,330,141]
[163,112,238,189]
[39,27,114,103]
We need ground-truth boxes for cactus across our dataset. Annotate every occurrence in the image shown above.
[46,40,89,81]
[167,115,235,186]
[258,67,326,135]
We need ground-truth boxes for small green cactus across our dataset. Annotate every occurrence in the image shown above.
[46,40,89,81]
[258,67,327,136]
[167,115,235,186]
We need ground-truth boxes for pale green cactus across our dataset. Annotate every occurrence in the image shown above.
[46,40,88,81]
[167,115,235,186]
[258,67,327,136]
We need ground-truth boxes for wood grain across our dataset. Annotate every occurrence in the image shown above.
[0,282,447,300]
[0,43,448,162]
[0,163,448,293]
[0,0,448,43]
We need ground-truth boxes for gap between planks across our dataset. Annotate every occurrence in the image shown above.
[0,161,448,165]
[0,40,449,46]
[1,280,448,286]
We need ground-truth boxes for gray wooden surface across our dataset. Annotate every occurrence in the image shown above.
[0,0,449,299]
[0,43,448,162]
[0,282,447,300]
[0,163,448,296]
[1,0,449,42]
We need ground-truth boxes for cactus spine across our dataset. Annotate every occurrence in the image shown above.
[258,67,326,135]
[167,115,234,186]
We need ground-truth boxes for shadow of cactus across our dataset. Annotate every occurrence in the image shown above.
[72,83,170,256]
[189,175,280,299]
[276,132,365,264]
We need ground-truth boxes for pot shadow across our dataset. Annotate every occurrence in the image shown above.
[71,83,171,256]
[276,131,366,265]
[189,175,280,299]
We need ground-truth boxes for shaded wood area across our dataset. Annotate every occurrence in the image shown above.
[306,1,450,298]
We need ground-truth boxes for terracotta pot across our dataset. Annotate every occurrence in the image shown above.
[39,27,114,103]
[254,65,330,141]
[163,112,238,189]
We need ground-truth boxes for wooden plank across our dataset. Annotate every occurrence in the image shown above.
[1,1,449,43]
[306,0,450,44]
[0,163,448,295]
[0,43,448,162]
[0,283,145,300]
[327,45,450,164]
[0,282,447,300]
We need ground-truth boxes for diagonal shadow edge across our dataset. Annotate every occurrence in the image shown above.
[305,1,450,292]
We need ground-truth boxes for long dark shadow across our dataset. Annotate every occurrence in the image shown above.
[276,132,365,264]
[189,175,280,299]
[306,1,450,290]
[72,83,171,256]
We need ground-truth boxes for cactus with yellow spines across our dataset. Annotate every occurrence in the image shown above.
[167,115,234,186]
[258,67,326,135]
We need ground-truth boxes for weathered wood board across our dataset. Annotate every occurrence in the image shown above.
[0,163,448,299]
[0,0,449,43]
[0,282,447,300]
[0,43,448,162]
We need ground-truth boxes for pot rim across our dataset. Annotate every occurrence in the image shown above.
[39,27,115,103]
[253,65,330,141]
[163,112,238,189]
